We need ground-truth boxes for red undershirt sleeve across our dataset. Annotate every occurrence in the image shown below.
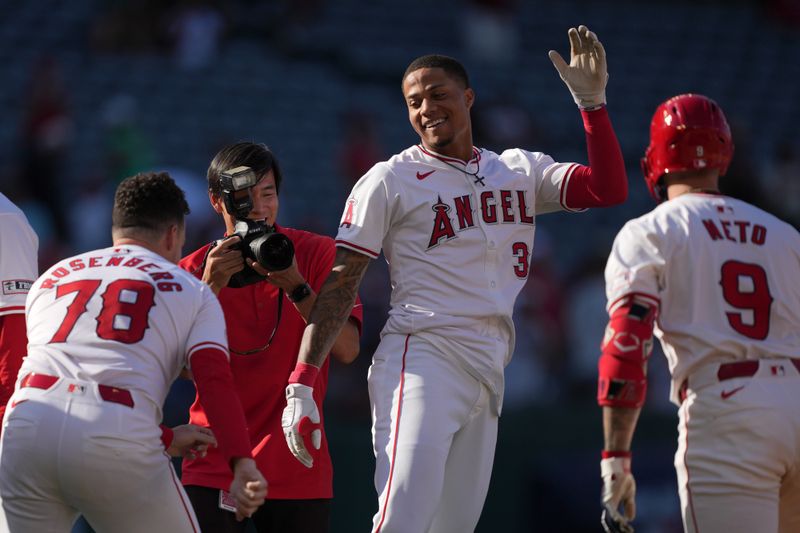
[159,424,174,449]
[564,106,628,208]
[0,313,27,422]
[189,348,252,466]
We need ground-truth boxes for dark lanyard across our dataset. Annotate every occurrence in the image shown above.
[195,242,284,356]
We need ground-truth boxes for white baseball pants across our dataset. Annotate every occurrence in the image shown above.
[368,333,498,533]
[675,358,800,533]
[0,377,199,533]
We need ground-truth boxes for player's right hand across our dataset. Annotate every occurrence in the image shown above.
[201,236,245,294]
[548,25,608,109]
[281,383,322,468]
[600,455,636,532]
[230,457,267,521]
[167,424,217,460]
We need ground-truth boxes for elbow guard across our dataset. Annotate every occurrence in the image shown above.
[597,297,657,408]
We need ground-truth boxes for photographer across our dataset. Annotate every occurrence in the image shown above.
[179,142,362,533]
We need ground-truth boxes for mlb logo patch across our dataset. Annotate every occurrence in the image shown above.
[2,280,33,295]
[67,383,86,394]
[770,365,786,376]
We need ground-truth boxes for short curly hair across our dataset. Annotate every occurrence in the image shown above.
[112,171,190,235]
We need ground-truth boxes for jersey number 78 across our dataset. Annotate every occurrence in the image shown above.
[49,279,156,344]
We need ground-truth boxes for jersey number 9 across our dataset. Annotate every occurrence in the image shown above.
[719,260,773,340]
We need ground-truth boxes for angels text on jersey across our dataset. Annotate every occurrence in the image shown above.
[427,189,534,249]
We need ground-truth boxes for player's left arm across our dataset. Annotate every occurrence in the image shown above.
[549,25,627,208]
[567,107,628,208]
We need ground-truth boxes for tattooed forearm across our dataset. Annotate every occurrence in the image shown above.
[602,406,641,451]
[299,248,371,368]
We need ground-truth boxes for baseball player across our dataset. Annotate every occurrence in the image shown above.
[280,26,628,532]
[598,94,800,533]
[0,193,38,426]
[0,172,266,532]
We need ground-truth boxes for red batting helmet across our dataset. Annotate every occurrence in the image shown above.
[641,94,734,202]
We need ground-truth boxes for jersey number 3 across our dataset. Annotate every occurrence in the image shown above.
[512,242,530,279]
[50,279,156,344]
[720,260,773,340]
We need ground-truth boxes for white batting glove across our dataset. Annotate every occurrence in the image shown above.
[548,25,608,109]
[601,455,636,531]
[281,383,321,468]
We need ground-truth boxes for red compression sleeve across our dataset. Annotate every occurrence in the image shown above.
[159,424,174,449]
[0,314,27,422]
[190,348,252,465]
[564,107,628,208]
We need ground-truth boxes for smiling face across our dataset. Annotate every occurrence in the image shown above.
[402,67,475,161]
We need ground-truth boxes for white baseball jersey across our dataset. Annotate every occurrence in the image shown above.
[21,243,228,417]
[605,192,800,404]
[336,143,583,410]
[0,193,38,317]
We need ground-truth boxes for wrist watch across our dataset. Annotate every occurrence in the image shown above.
[288,282,312,303]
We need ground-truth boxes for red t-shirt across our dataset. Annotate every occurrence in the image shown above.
[178,225,363,499]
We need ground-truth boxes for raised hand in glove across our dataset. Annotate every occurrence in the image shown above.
[281,383,322,468]
[549,25,608,109]
[601,454,636,533]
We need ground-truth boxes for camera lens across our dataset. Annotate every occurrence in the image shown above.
[251,233,294,271]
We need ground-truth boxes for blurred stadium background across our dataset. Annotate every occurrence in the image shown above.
[1,0,799,531]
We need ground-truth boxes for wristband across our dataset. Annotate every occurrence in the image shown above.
[160,424,174,449]
[601,450,632,459]
[288,362,320,387]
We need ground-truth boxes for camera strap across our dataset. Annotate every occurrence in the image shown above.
[229,289,283,356]
[194,240,285,356]
[190,241,217,277]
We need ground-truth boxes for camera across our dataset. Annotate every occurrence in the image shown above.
[219,166,294,288]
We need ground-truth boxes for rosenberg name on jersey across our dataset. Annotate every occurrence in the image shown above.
[38,253,184,293]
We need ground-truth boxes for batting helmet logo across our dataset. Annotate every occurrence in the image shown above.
[642,94,734,202]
